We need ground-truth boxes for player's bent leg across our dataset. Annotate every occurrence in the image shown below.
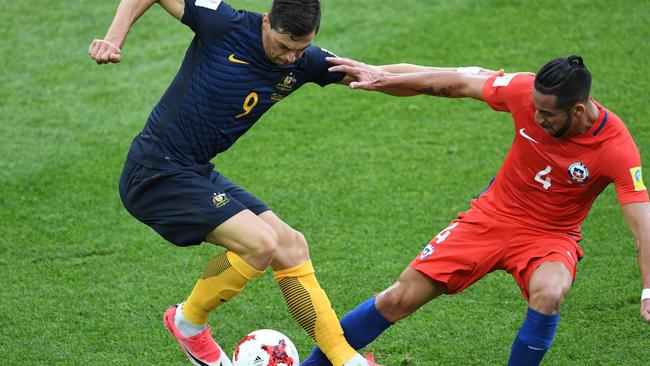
[508,261,573,366]
[167,211,278,365]
[182,210,276,326]
[258,211,365,366]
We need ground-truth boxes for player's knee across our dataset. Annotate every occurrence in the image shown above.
[287,230,310,260]
[248,227,279,264]
[530,283,569,313]
[273,229,310,265]
[376,284,416,322]
[266,227,312,270]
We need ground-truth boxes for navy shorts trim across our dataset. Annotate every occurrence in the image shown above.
[119,158,269,246]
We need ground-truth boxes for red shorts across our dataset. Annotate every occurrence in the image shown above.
[410,208,583,301]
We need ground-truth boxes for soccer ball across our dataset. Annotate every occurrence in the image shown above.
[232,329,300,366]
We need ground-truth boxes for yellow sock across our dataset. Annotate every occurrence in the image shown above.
[274,260,356,366]
[183,251,263,325]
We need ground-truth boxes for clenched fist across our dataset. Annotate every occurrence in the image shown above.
[88,39,122,64]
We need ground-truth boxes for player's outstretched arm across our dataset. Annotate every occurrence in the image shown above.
[621,201,650,324]
[88,0,185,64]
[328,57,493,100]
[379,63,504,77]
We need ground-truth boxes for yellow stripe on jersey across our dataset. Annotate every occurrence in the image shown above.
[630,167,646,191]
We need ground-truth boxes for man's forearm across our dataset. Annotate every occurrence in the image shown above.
[374,71,471,98]
[330,58,488,99]
[104,0,159,47]
[379,64,457,74]
[637,236,650,289]
[379,64,500,76]
[621,202,650,291]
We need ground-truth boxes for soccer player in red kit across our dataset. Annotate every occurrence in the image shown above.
[302,56,650,365]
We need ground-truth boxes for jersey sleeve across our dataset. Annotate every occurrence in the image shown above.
[182,0,240,42]
[605,139,649,205]
[303,46,345,87]
[482,72,536,113]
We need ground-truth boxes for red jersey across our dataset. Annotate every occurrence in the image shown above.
[476,73,648,233]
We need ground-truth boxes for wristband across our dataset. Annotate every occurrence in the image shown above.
[642,288,650,301]
[457,66,481,75]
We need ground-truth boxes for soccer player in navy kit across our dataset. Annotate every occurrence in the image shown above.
[88,1,376,365]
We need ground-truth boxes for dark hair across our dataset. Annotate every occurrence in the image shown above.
[268,0,321,38]
[534,55,592,111]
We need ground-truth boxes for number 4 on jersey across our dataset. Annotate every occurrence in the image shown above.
[435,222,459,244]
[535,165,552,190]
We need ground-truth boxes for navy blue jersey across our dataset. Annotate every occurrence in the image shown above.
[128,0,344,167]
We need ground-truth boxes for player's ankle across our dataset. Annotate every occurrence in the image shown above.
[343,353,369,366]
[175,302,207,337]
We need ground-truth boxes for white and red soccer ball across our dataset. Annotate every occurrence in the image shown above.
[232,329,299,366]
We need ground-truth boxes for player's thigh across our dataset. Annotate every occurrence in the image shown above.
[506,232,582,303]
[257,211,310,270]
[410,209,508,295]
[205,210,278,264]
[119,161,249,247]
[202,172,288,268]
[207,172,309,268]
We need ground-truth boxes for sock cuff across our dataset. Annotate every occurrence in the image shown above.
[273,260,315,280]
[226,251,264,280]
[527,307,560,325]
[361,296,394,327]
[367,296,394,327]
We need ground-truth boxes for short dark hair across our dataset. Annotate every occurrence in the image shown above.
[268,0,321,38]
[534,55,592,111]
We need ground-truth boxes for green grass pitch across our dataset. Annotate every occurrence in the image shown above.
[1,0,649,364]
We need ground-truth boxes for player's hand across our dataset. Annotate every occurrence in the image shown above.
[327,57,386,91]
[641,299,650,324]
[88,39,122,64]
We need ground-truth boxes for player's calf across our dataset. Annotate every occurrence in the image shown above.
[507,307,560,366]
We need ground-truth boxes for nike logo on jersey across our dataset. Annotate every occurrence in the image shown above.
[228,54,249,64]
[519,128,539,144]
